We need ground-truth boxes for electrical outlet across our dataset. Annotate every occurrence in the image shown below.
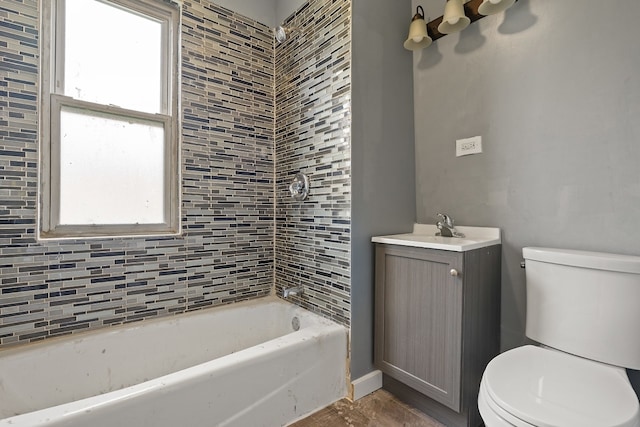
[456,136,482,157]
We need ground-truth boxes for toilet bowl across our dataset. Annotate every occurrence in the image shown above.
[478,346,640,427]
[479,247,640,427]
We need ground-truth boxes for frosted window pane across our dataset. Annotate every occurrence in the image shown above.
[64,0,163,114]
[59,107,165,225]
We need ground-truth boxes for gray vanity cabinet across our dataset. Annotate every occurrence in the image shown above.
[374,243,501,427]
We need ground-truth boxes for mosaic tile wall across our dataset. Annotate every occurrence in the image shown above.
[0,0,275,347]
[274,0,352,326]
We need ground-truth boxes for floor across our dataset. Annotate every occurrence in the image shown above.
[290,389,445,427]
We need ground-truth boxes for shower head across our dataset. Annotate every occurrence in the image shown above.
[274,25,300,43]
[274,26,287,43]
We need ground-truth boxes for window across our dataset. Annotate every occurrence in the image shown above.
[40,0,180,239]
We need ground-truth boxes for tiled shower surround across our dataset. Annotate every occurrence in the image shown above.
[0,0,351,347]
[275,0,351,325]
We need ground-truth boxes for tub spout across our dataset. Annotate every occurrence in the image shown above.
[283,286,304,298]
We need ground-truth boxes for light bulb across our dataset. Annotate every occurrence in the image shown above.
[448,16,460,25]
[490,0,500,4]
[412,35,424,43]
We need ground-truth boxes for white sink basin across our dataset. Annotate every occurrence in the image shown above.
[372,224,501,252]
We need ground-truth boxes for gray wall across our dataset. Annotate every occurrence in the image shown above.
[213,0,306,27]
[276,0,307,24]
[214,0,277,27]
[351,0,416,379]
[412,0,640,388]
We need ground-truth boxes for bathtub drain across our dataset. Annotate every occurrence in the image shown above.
[292,316,300,331]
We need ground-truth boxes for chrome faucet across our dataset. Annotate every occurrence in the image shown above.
[283,286,304,298]
[436,213,465,238]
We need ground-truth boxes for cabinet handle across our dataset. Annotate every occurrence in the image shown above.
[450,269,459,277]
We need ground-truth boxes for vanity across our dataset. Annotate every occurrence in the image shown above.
[372,224,501,427]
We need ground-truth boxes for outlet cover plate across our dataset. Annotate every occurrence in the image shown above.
[456,136,482,157]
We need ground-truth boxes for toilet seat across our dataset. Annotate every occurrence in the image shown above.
[480,378,536,426]
[480,345,640,427]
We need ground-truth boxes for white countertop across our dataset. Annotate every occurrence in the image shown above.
[372,224,501,252]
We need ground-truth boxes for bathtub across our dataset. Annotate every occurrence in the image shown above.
[0,296,348,427]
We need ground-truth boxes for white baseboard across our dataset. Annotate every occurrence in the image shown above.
[351,370,383,401]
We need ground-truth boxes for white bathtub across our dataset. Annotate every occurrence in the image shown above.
[0,296,348,427]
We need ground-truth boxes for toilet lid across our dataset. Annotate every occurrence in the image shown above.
[483,345,640,427]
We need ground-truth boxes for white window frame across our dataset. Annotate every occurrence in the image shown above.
[39,0,181,239]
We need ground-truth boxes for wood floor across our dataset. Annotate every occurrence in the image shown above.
[290,389,445,427]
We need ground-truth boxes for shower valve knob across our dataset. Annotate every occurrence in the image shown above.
[289,172,310,201]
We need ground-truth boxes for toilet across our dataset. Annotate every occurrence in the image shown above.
[478,247,640,427]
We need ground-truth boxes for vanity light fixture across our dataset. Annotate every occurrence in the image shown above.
[478,0,516,15]
[405,0,519,50]
[403,6,432,51]
[438,0,470,34]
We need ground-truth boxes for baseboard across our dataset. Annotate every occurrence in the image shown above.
[351,370,383,401]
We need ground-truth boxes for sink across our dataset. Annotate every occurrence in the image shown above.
[372,224,501,252]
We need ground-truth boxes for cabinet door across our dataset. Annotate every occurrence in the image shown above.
[375,245,463,411]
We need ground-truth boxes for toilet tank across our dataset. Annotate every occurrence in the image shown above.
[523,247,640,370]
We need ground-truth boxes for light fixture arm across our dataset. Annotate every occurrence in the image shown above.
[412,5,425,22]
[425,0,518,43]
